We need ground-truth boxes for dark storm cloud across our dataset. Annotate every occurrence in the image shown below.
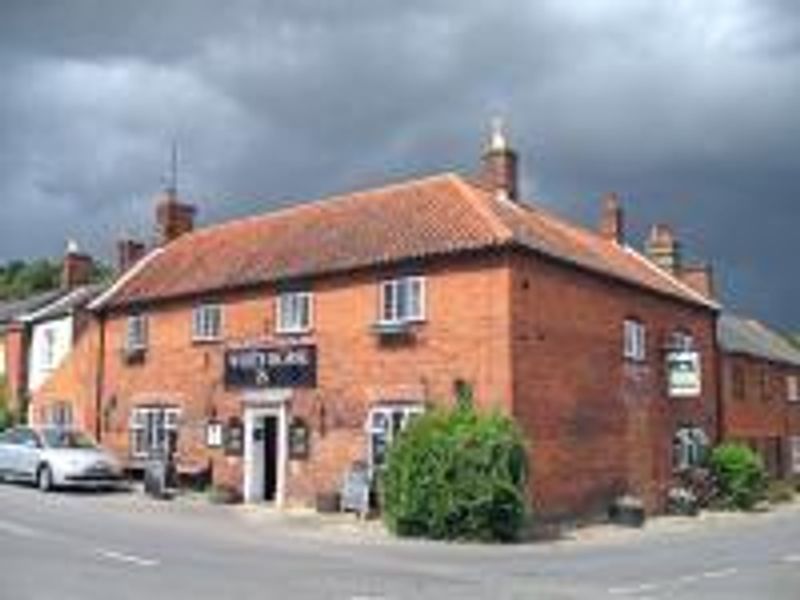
[0,1,798,327]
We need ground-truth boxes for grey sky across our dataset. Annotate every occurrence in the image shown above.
[1,1,798,327]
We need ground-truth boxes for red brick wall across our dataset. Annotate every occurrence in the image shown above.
[4,325,28,419]
[99,253,513,504]
[30,318,102,434]
[508,249,719,518]
[721,353,800,478]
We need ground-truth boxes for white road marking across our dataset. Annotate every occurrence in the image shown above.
[608,582,658,595]
[96,549,159,568]
[782,554,800,564]
[701,567,738,579]
[0,518,46,539]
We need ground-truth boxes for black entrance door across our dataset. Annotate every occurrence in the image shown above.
[262,416,278,501]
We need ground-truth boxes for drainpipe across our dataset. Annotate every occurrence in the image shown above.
[94,311,107,442]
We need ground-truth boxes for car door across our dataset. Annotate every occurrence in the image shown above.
[0,429,18,476]
[15,428,43,481]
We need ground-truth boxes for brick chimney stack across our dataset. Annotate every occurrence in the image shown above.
[479,118,519,201]
[599,192,624,244]
[156,190,196,245]
[61,240,93,289]
[646,224,681,274]
[680,264,715,299]
[116,238,147,274]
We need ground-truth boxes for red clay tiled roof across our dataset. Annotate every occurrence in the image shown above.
[102,173,716,309]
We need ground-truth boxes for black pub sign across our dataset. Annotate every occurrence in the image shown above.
[225,344,317,389]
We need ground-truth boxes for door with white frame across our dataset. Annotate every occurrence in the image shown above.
[243,401,288,505]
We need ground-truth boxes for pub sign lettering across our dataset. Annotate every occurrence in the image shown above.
[225,345,317,389]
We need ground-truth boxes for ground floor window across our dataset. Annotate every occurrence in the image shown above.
[129,406,180,459]
[791,436,800,475]
[673,426,709,471]
[366,403,424,472]
[45,402,73,429]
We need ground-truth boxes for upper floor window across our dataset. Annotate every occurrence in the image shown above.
[276,292,313,334]
[623,318,647,362]
[41,327,58,370]
[380,276,425,325]
[126,314,148,351]
[788,375,799,403]
[192,304,222,342]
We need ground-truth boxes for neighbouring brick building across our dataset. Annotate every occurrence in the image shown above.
[718,313,800,479]
[2,243,100,424]
[35,126,721,519]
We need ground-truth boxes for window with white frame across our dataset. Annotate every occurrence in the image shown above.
[791,436,800,474]
[366,403,424,471]
[192,303,222,341]
[623,319,647,362]
[380,277,425,324]
[41,327,58,370]
[126,314,148,351]
[787,375,799,402]
[129,406,180,458]
[673,427,709,471]
[47,402,73,428]
[276,291,312,334]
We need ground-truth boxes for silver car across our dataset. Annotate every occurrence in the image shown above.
[0,426,124,491]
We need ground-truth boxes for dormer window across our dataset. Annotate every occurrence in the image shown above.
[276,291,313,334]
[192,304,223,342]
[380,276,425,325]
[623,318,646,362]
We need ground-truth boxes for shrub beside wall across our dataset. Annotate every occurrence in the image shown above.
[709,443,766,510]
[381,405,528,542]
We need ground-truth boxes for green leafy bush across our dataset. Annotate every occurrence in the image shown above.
[381,405,528,542]
[709,443,766,510]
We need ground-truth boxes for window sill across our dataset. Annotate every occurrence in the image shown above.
[275,328,313,337]
[192,337,222,345]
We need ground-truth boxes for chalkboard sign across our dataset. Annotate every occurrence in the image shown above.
[225,345,317,389]
[340,461,371,516]
[224,417,244,456]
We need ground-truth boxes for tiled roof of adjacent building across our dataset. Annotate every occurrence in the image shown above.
[99,173,717,310]
[718,313,800,367]
[0,289,66,331]
[19,283,107,323]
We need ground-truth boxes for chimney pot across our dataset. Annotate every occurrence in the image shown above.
[479,118,519,202]
[646,224,681,274]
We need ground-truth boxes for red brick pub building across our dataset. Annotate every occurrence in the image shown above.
[34,130,720,519]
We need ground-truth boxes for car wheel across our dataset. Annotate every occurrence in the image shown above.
[37,465,53,493]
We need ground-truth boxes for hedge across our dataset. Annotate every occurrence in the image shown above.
[381,405,527,542]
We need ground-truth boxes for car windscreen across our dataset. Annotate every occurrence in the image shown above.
[42,430,97,449]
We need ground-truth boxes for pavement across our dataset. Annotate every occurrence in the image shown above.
[0,483,799,599]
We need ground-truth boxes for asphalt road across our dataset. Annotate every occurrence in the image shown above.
[0,484,798,599]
